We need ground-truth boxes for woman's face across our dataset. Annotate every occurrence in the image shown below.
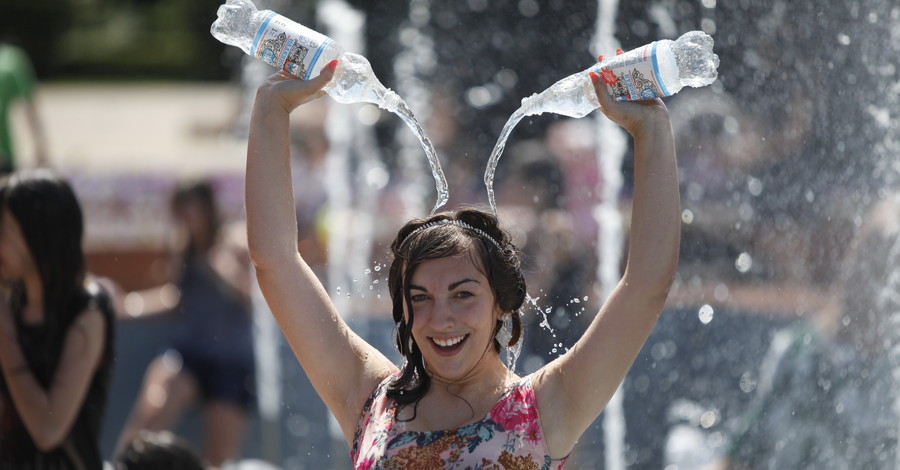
[406,252,501,381]
[0,208,34,281]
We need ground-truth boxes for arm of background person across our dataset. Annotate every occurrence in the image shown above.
[0,305,107,450]
[23,96,47,167]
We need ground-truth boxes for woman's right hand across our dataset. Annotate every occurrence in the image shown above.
[256,60,339,114]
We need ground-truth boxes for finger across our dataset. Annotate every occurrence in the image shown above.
[590,70,615,111]
[311,59,339,85]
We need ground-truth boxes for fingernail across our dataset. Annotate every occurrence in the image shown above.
[616,48,624,54]
[589,72,600,84]
[597,55,605,62]
[326,59,339,71]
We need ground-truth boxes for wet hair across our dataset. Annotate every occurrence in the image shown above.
[0,169,86,368]
[386,208,526,407]
[117,430,206,470]
[170,179,220,257]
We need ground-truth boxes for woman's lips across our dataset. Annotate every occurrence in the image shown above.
[429,334,468,356]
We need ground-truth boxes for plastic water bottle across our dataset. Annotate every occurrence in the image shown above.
[484,32,718,213]
[211,0,401,111]
[211,0,451,213]
[520,31,720,118]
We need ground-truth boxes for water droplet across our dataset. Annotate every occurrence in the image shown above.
[700,410,717,428]
[373,279,379,284]
[735,252,753,273]
[698,304,714,324]
[336,287,341,294]
[837,33,851,46]
[747,177,763,196]
[374,265,382,272]
[682,209,694,224]
[365,269,372,275]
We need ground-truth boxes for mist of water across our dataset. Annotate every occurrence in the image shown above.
[392,0,440,216]
[592,0,629,467]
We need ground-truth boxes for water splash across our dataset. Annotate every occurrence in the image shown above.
[393,0,445,215]
[485,109,527,214]
[393,99,450,214]
[592,0,628,467]
[325,49,448,215]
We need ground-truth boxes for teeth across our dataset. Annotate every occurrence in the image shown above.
[434,335,466,347]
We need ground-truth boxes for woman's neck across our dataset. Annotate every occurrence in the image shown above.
[428,354,517,398]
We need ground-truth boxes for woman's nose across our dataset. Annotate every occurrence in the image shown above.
[428,298,456,327]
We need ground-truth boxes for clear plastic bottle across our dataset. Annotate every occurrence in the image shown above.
[211,0,401,111]
[520,30,720,118]
[211,0,450,213]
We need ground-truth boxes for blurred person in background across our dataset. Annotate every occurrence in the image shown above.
[113,180,254,468]
[0,39,47,173]
[0,169,115,469]
[494,138,593,370]
[713,192,900,469]
[116,430,207,470]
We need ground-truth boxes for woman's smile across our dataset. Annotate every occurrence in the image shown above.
[430,334,469,356]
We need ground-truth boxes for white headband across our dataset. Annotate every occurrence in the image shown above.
[401,219,502,250]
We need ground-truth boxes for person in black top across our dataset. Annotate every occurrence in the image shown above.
[0,169,115,469]
[114,180,254,467]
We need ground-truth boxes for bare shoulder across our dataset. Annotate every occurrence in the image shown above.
[68,307,107,347]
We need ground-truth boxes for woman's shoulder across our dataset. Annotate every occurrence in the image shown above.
[82,278,115,323]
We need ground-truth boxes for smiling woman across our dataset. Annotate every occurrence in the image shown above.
[387,211,526,414]
[245,46,679,469]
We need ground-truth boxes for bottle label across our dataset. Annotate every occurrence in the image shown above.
[594,42,670,101]
[251,12,332,80]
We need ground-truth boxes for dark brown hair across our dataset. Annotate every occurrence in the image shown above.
[386,208,526,407]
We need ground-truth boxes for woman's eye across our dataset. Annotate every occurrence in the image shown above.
[455,291,474,299]
[411,294,429,302]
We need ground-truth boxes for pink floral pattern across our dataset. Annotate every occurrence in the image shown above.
[351,375,568,470]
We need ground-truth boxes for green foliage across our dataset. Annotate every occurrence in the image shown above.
[0,0,234,80]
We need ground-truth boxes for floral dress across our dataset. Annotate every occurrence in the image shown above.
[351,374,568,470]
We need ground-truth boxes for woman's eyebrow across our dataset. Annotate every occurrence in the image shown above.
[409,278,480,292]
[449,278,479,290]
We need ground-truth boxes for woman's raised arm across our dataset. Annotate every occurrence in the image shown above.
[534,64,681,458]
[246,64,397,444]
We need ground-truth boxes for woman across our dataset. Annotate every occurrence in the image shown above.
[247,51,678,468]
[114,181,254,467]
[0,169,115,469]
